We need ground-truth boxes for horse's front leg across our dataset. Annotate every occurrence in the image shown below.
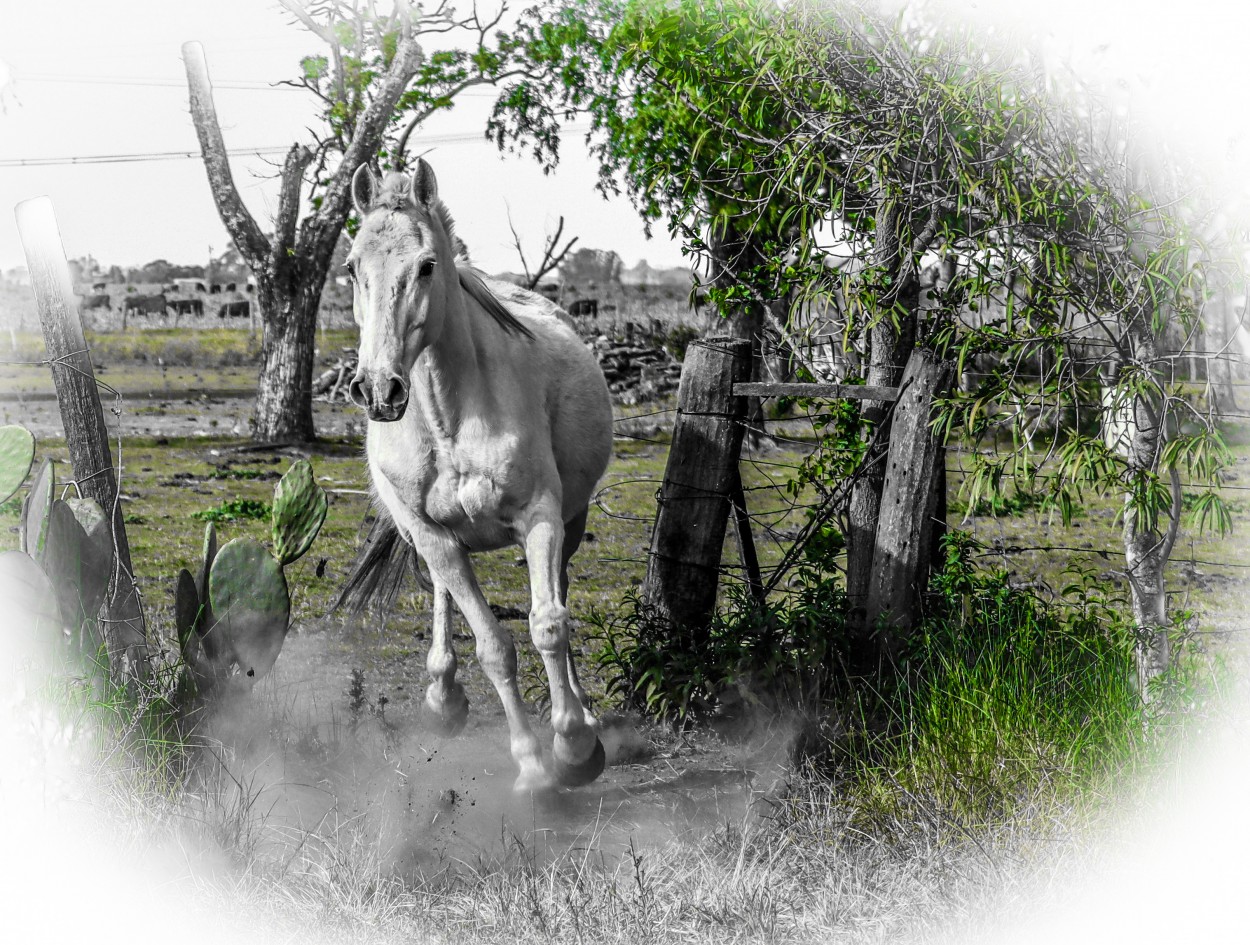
[423,540,547,791]
[424,576,469,735]
[523,504,605,788]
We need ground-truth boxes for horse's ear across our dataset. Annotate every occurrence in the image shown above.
[352,163,379,215]
[410,158,438,209]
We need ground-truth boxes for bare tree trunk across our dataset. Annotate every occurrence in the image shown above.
[846,199,919,662]
[1122,312,1180,695]
[864,349,953,655]
[253,277,322,442]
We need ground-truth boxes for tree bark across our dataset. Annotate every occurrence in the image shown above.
[707,222,767,447]
[1121,312,1179,696]
[864,349,953,660]
[253,274,322,442]
[642,337,752,642]
[846,198,919,652]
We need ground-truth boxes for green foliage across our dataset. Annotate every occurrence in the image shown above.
[591,539,847,722]
[951,486,1045,519]
[908,533,1140,782]
[191,498,270,524]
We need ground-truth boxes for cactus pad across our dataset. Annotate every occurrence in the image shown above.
[208,538,291,680]
[271,459,328,566]
[174,568,202,666]
[199,521,218,597]
[43,500,111,653]
[0,424,35,506]
[21,458,54,558]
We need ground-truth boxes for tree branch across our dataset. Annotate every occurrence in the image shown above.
[274,143,314,266]
[182,41,271,268]
[301,16,424,266]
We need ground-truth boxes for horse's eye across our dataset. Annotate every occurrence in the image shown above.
[345,261,356,282]
[417,259,435,279]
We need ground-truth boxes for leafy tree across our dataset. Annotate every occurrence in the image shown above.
[494,0,1244,689]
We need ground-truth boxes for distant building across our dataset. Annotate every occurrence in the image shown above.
[173,277,208,294]
[2,266,30,287]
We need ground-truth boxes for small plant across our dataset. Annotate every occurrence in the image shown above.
[191,498,270,523]
[175,459,328,693]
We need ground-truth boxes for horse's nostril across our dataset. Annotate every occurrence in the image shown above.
[348,375,368,408]
[383,375,408,409]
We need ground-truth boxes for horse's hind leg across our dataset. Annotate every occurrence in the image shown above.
[525,504,605,788]
[559,509,597,729]
[424,577,469,735]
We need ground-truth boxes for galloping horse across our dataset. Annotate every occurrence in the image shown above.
[344,160,613,792]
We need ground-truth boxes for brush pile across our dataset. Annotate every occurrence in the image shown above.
[315,321,685,406]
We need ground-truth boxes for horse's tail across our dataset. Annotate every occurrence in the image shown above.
[334,505,432,620]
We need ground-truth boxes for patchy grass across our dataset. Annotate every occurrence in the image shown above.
[6,353,1249,944]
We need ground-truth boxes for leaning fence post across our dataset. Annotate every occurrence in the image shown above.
[15,196,149,679]
[641,335,752,642]
[864,347,954,656]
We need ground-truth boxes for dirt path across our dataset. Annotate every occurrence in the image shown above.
[205,622,795,876]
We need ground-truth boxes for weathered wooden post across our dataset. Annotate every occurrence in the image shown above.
[15,197,149,678]
[864,347,954,658]
[642,336,752,639]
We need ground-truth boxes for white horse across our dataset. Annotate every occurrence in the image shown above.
[344,160,613,791]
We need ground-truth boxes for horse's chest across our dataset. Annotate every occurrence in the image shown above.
[376,439,523,548]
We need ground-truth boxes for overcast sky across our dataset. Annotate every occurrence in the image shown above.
[0,0,1247,278]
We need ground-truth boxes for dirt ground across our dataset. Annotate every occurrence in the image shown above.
[196,609,800,876]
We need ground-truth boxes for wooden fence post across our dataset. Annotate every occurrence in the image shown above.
[15,197,149,678]
[642,336,753,640]
[864,347,954,656]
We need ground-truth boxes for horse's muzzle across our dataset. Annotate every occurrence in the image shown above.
[349,370,409,423]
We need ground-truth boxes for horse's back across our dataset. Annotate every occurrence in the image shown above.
[482,277,613,515]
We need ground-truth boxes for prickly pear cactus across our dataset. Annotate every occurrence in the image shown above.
[21,458,54,558]
[271,459,328,566]
[42,498,113,655]
[0,424,35,505]
[207,538,291,681]
[177,461,327,695]
[174,568,201,663]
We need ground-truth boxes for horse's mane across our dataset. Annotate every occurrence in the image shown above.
[456,266,536,340]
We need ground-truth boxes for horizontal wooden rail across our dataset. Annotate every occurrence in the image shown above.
[733,382,900,402]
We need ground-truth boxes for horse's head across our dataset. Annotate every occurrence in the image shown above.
[346,159,454,422]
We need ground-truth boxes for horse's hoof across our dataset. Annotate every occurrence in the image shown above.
[550,736,606,788]
[423,693,469,737]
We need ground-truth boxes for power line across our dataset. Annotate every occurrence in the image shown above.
[0,147,291,167]
[0,125,592,168]
[13,72,502,97]
[15,72,301,91]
